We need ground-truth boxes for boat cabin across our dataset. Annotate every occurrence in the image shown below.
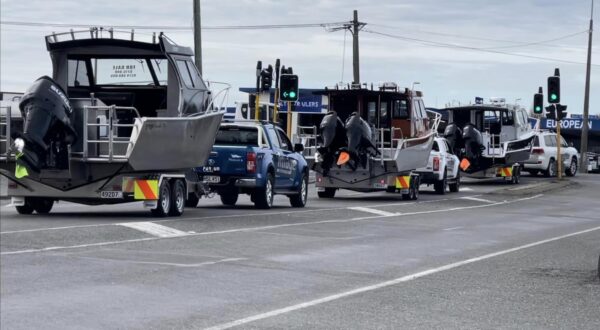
[314,83,430,141]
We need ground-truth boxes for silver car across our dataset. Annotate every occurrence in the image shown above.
[523,131,579,177]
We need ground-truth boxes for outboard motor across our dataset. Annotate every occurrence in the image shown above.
[342,112,378,170]
[443,123,463,155]
[13,76,77,173]
[317,111,346,176]
[462,123,484,163]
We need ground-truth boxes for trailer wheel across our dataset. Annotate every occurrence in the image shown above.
[386,186,396,193]
[151,180,171,217]
[411,176,420,200]
[511,166,521,184]
[220,190,239,206]
[317,188,336,198]
[15,198,34,215]
[434,170,447,195]
[169,180,186,216]
[32,198,54,214]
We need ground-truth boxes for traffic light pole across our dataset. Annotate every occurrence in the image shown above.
[255,61,262,121]
[273,59,281,124]
[556,112,562,180]
[287,101,292,137]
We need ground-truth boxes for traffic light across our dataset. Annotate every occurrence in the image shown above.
[545,105,556,120]
[547,76,560,103]
[280,74,299,102]
[556,104,568,120]
[260,65,273,92]
[533,93,544,114]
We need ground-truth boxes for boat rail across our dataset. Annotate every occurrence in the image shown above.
[77,105,140,162]
[0,105,14,161]
[297,125,319,157]
[46,27,162,45]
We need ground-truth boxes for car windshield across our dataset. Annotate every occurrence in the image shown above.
[215,126,259,146]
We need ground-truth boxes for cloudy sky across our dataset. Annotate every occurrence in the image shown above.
[1,0,598,114]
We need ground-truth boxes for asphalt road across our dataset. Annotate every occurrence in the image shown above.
[1,174,599,329]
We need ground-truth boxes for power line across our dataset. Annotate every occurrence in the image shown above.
[480,30,588,50]
[363,29,600,67]
[0,20,351,31]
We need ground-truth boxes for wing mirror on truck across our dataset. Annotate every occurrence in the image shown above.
[294,143,304,153]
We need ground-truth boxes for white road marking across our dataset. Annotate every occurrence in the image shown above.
[0,195,542,256]
[460,196,496,203]
[204,225,600,330]
[0,195,480,235]
[348,207,397,217]
[509,183,546,191]
[118,222,189,238]
[79,256,246,268]
[443,226,463,231]
[460,187,474,191]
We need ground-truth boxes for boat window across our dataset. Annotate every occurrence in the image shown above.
[432,140,440,152]
[68,59,90,87]
[502,111,514,125]
[393,100,409,119]
[176,60,195,88]
[151,59,168,86]
[419,100,427,118]
[185,61,208,90]
[214,126,259,147]
[93,59,157,85]
[367,102,377,124]
[380,102,388,126]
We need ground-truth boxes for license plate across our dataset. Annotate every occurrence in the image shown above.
[100,191,123,199]
[373,183,386,189]
[203,175,221,183]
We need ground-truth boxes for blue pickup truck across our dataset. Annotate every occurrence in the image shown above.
[195,121,309,209]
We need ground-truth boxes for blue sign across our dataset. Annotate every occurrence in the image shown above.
[529,117,599,132]
[475,97,484,105]
[239,87,326,114]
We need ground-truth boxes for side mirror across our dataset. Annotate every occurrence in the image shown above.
[294,143,304,153]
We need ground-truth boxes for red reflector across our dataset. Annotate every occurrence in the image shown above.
[433,156,440,171]
[532,148,544,155]
[247,152,257,173]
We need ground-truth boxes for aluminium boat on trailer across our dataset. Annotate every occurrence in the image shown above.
[0,29,228,216]
[302,83,440,199]
[443,98,535,183]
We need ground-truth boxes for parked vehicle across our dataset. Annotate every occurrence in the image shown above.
[587,152,600,173]
[443,99,534,183]
[415,137,460,194]
[303,83,440,200]
[0,29,227,217]
[195,121,309,209]
[523,131,580,177]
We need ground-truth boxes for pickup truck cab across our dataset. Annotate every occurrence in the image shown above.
[415,137,460,194]
[196,121,309,209]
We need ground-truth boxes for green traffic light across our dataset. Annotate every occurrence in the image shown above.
[550,93,557,101]
[289,91,296,98]
[535,106,541,112]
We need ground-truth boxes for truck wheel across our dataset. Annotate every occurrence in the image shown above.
[151,180,171,217]
[15,198,34,215]
[254,173,274,209]
[32,198,54,214]
[169,180,186,216]
[434,170,447,194]
[220,190,239,206]
[317,188,336,198]
[185,193,200,208]
[449,172,460,193]
[289,173,308,208]
[565,158,577,177]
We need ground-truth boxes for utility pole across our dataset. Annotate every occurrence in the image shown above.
[193,0,202,75]
[352,10,361,86]
[581,0,594,173]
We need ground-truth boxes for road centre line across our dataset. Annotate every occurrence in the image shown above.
[443,226,463,231]
[0,195,474,235]
[348,207,398,217]
[119,222,190,238]
[0,194,542,256]
[204,225,600,330]
[460,196,496,203]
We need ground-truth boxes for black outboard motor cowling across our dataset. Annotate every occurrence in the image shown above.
[462,123,484,162]
[443,123,463,155]
[317,111,347,175]
[14,76,77,172]
[344,112,378,170]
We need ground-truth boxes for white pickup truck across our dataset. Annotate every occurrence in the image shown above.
[415,137,460,194]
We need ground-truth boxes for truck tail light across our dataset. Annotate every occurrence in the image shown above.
[532,148,544,155]
[247,152,257,174]
[433,156,440,171]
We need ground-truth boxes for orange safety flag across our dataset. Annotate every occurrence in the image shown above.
[337,151,350,166]
[395,176,411,189]
[134,180,158,200]
[460,158,471,171]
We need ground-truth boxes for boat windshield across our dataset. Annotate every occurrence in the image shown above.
[68,58,168,87]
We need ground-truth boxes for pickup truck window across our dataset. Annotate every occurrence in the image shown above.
[432,141,440,152]
[266,127,281,149]
[215,126,259,146]
[276,128,293,152]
